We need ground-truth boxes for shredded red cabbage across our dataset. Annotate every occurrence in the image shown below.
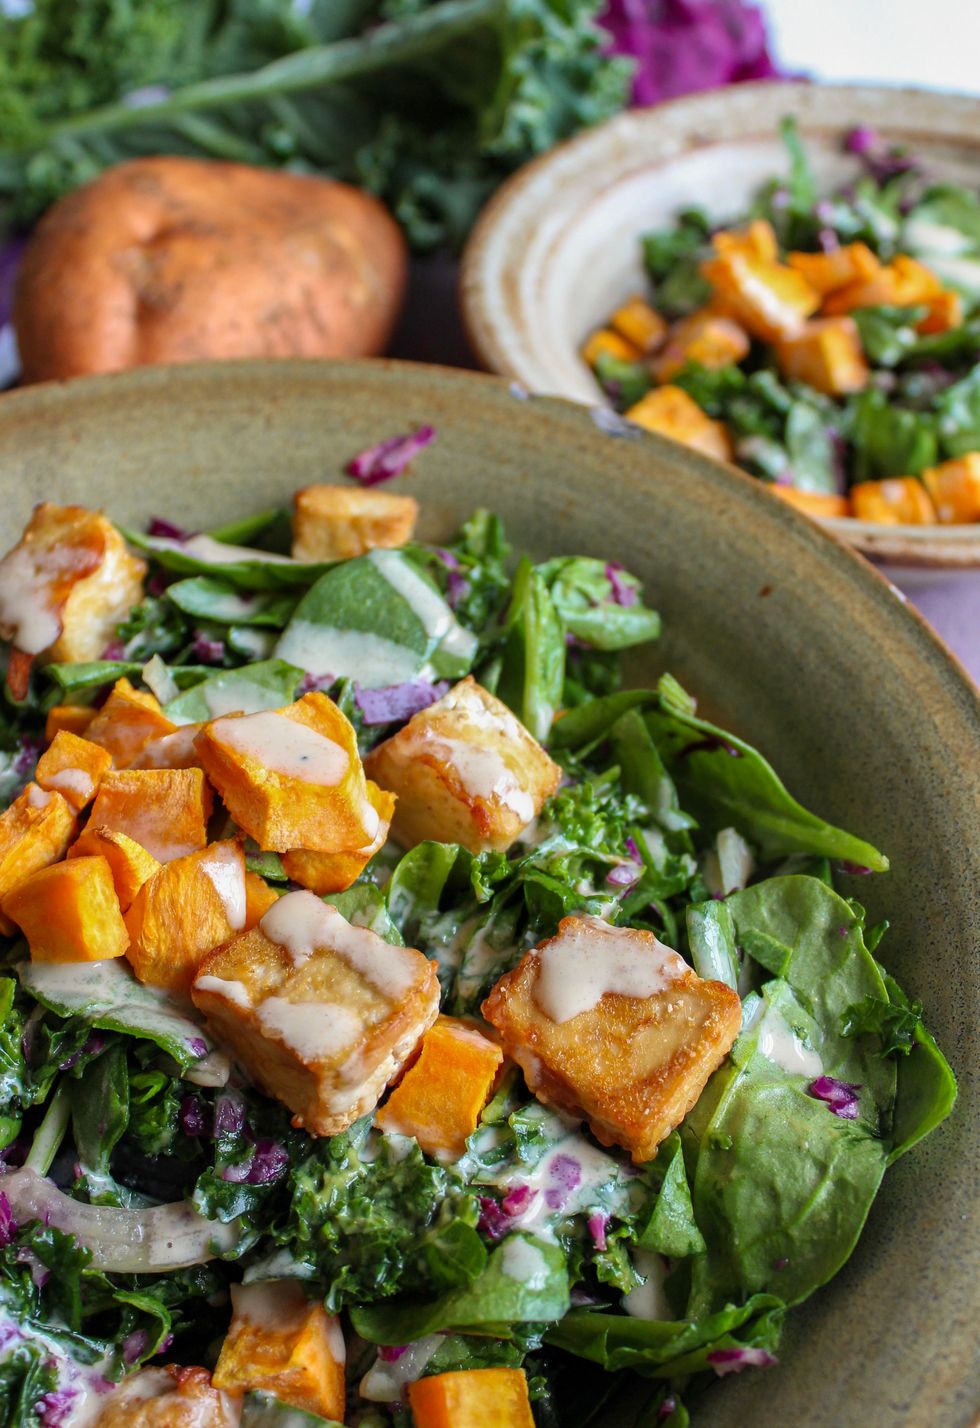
[844,125,921,185]
[0,1193,15,1249]
[837,861,872,876]
[587,1211,609,1251]
[212,1090,246,1138]
[601,0,783,107]
[179,1095,210,1139]
[346,426,437,486]
[605,561,638,608]
[147,517,191,541]
[355,680,450,727]
[100,640,128,661]
[378,1344,409,1363]
[501,1184,538,1217]
[190,631,226,665]
[707,1345,778,1376]
[477,1195,511,1241]
[659,1397,678,1421]
[607,859,643,888]
[122,1329,149,1365]
[545,1153,582,1209]
[298,672,335,696]
[37,1388,83,1428]
[808,1076,861,1120]
[0,237,25,329]
[435,551,470,608]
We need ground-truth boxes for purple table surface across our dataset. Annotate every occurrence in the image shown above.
[391,254,980,686]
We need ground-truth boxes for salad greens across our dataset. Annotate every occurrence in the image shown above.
[0,489,954,1426]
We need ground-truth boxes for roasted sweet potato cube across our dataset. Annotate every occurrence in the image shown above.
[851,477,937,525]
[482,914,742,1163]
[364,677,561,855]
[281,780,394,894]
[195,692,378,854]
[125,840,246,992]
[625,385,733,462]
[85,679,178,768]
[921,454,980,523]
[916,289,963,335]
[651,309,750,382]
[88,767,212,863]
[408,1368,535,1428]
[701,250,820,341]
[771,487,852,519]
[822,254,942,314]
[609,296,667,354]
[581,327,641,367]
[376,1016,503,1160]
[292,484,419,562]
[0,503,145,664]
[68,826,160,911]
[712,218,778,263]
[787,242,880,295]
[212,1280,345,1419]
[191,890,440,1136]
[775,316,869,395]
[244,870,280,926]
[44,705,96,742]
[0,784,76,909]
[93,1366,241,1428]
[35,730,111,811]
[3,856,129,964]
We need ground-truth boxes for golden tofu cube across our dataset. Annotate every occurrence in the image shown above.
[191,890,440,1136]
[851,477,937,525]
[195,692,378,854]
[775,316,869,396]
[922,453,980,524]
[93,1366,240,1428]
[292,483,419,561]
[651,308,750,382]
[0,784,77,913]
[212,1280,345,1420]
[35,730,112,811]
[364,676,561,854]
[68,825,161,911]
[609,296,667,354]
[85,678,178,768]
[89,767,212,863]
[701,251,820,342]
[0,502,145,662]
[625,385,733,463]
[482,914,742,1163]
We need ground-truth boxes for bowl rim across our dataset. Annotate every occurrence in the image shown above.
[459,80,980,569]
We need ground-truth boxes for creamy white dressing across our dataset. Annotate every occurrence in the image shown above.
[231,1278,316,1334]
[277,619,421,687]
[370,549,478,662]
[133,724,202,766]
[533,915,685,1024]
[0,544,63,654]
[202,680,292,719]
[198,843,247,930]
[151,533,296,566]
[757,1009,823,1078]
[193,975,253,1009]
[622,1249,670,1321]
[359,1336,442,1403]
[44,766,94,800]
[26,783,53,809]
[257,996,363,1061]
[210,710,349,785]
[260,890,422,1000]
[500,1235,550,1288]
[0,1310,114,1428]
[439,737,535,822]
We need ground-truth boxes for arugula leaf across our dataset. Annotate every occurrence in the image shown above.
[163,658,304,723]
[0,977,28,1149]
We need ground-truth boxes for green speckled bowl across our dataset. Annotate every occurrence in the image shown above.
[0,360,976,1426]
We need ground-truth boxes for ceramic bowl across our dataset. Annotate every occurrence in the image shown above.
[460,81,980,571]
[0,360,976,1426]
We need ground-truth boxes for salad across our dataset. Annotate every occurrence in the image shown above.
[583,120,980,524]
[0,439,956,1428]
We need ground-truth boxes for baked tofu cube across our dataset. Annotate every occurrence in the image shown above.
[195,692,378,854]
[44,705,96,742]
[212,1280,345,1420]
[775,316,869,395]
[85,679,178,768]
[3,856,129,964]
[625,385,733,463]
[609,296,667,354]
[0,502,145,664]
[364,677,561,854]
[822,254,942,315]
[0,784,76,910]
[922,454,980,524]
[125,840,247,993]
[712,218,778,263]
[651,309,750,382]
[771,487,852,519]
[787,242,880,295]
[376,1016,503,1161]
[482,914,742,1163]
[581,327,642,367]
[93,1366,240,1428]
[916,289,963,335]
[701,250,820,341]
[281,780,394,894]
[35,730,111,811]
[68,826,161,911]
[292,484,419,562]
[191,890,440,1136]
[88,767,212,863]
[851,477,937,525]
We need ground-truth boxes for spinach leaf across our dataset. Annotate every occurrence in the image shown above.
[163,658,304,723]
[126,530,332,591]
[637,1136,705,1258]
[41,660,209,705]
[935,365,980,457]
[496,558,565,743]
[324,883,403,943]
[166,578,298,628]
[593,352,653,409]
[538,557,661,651]
[607,708,693,835]
[641,209,712,318]
[685,900,738,990]
[69,1042,129,1177]
[848,388,938,480]
[783,399,841,494]
[852,304,928,367]
[0,977,28,1149]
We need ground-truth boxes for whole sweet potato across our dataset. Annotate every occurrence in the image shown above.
[14,157,407,382]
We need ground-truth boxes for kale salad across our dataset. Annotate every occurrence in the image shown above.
[0,437,956,1427]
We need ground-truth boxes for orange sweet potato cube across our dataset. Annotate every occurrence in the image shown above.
[292,484,419,562]
[775,316,869,395]
[787,242,880,295]
[88,767,212,863]
[609,296,668,354]
[921,454,980,523]
[822,255,942,314]
[68,826,160,911]
[245,870,280,927]
[124,840,247,992]
[85,679,178,768]
[376,1016,503,1160]
[408,1368,535,1428]
[581,327,641,367]
[771,487,852,519]
[0,785,77,909]
[851,477,937,525]
[35,730,111,812]
[483,914,742,1164]
[625,385,733,462]
[651,308,750,382]
[701,250,820,341]
[916,289,963,335]
[712,218,778,263]
[212,1281,345,1420]
[44,705,96,742]
[195,693,379,854]
[281,781,394,894]
[3,855,129,964]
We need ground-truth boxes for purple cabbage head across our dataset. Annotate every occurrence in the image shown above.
[808,1075,861,1120]
[345,426,437,486]
[707,1345,778,1376]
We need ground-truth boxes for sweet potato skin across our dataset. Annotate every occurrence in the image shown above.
[14,157,408,383]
